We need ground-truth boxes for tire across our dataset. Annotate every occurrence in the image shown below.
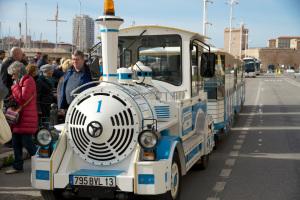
[200,154,209,170]
[41,190,65,200]
[142,153,182,200]
[164,152,182,200]
[194,154,209,170]
[213,134,219,150]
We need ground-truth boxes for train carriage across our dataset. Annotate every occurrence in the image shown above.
[204,50,245,139]
[31,1,217,200]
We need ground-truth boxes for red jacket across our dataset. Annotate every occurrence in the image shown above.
[11,75,38,134]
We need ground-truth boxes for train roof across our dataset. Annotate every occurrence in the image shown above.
[120,25,208,41]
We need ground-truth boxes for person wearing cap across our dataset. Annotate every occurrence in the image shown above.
[36,64,56,118]
[58,50,92,110]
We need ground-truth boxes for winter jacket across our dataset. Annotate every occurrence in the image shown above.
[36,75,55,117]
[58,64,92,109]
[11,75,38,134]
[0,57,14,92]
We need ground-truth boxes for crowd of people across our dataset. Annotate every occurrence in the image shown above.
[0,47,93,174]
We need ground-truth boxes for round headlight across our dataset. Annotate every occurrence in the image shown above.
[37,129,52,146]
[138,130,158,149]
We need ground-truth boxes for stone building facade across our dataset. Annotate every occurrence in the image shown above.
[259,48,300,71]
[245,48,300,71]
[224,25,248,59]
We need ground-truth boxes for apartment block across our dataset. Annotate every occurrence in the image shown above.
[72,15,95,52]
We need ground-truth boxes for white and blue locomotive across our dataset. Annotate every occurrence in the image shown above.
[31,1,217,200]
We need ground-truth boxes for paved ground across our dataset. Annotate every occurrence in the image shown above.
[181,74,300,200]
[0,74,299,200]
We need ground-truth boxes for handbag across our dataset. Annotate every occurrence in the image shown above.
[0,101,12,144]
[5,95,34,125]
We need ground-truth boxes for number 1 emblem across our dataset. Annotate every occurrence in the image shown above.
[97,100,102,113]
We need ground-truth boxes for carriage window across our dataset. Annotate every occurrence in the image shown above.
[190,43,203,97]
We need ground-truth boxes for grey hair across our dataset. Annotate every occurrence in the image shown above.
[10,47,22,57]
[72,50,84,59]
[7,61,25,76]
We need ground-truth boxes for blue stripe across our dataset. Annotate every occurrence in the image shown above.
[138,174,155,184]
[182,106,192,114]
[137,71,152,77]
[36,170,50,180]
[100,28,119,32]
[103,73,118,77]
[182,126,193,136]
[214,122,225,131]
[118,73,132,80]
[185,143,202,163]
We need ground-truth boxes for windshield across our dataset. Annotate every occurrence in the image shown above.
[118,34,182,86]
[245,62,255,72]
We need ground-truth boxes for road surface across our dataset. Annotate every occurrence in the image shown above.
[1,74,299,200]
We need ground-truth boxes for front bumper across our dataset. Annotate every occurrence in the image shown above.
[32,155,170,196]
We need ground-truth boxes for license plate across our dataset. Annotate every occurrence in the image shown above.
[71,176,116,187]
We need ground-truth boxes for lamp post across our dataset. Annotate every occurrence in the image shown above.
[202,0,213,36]
[227,0,238,54]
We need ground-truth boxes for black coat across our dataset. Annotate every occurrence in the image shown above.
[0,57,14,92]
[36,75,55,117]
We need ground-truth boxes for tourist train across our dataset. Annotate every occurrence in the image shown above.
[31,1,245,199]
[205,50,245,140]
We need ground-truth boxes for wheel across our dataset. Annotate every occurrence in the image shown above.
[142,153,182,200]
[213,134,219,150]
[200,154,209,170]
[194,154,209,170]
[165,152,182,200]
[41,190,66,200]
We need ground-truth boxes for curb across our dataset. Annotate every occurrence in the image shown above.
[0,149,30,169]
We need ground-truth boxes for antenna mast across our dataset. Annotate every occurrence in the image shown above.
[47,3,67,49]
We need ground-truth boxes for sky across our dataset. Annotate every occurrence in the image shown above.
[0,0,299,48]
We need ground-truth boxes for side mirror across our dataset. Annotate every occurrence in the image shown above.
[200,52,216,77]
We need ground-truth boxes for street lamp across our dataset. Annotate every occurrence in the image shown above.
[202,0,213,36]
[227,0,239,54]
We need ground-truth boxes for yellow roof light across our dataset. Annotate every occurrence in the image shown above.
[104,0,115,16]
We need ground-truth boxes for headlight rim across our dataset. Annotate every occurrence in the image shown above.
[36,128,53,146]
[138,130,158,150]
